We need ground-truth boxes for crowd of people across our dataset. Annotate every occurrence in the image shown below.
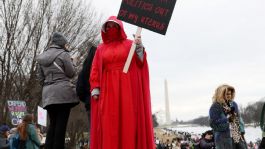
[1,121,262,149]
[154,128,213,149]
[154,128,260,149]
[0,115,45,149]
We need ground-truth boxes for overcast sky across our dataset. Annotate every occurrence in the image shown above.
[90,0,265,121]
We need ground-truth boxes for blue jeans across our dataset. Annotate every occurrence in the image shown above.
[215,137,233,149]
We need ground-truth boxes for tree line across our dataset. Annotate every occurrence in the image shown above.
[177,98,265,127]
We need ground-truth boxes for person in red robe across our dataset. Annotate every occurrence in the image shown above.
[89,16,155,149]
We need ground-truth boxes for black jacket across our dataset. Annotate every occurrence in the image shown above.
[199,138,215,149]
[76,46,97,111]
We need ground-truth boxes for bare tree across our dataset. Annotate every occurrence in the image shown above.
[0,0,102,146]
[0,0,101,121]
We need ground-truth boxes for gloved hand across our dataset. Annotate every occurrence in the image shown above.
[71,55,78,66]
[133,34,144,60]
[228,114,235,122]
[91,88,100,100]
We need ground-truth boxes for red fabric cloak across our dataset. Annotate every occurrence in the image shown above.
[90,16,155,149]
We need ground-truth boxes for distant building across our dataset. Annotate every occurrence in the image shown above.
[153,79,172,126]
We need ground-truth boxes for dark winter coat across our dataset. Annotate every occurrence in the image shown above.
[76,46,97,111]
[209,102,230,141]
[209,101,245,141]
[36,45,79,108]
[200,138,215,149]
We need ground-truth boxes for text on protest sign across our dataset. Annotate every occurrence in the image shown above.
[7,100,27,125]
[118,0,177,35]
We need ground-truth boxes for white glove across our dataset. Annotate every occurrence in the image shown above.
[91,88,100,100]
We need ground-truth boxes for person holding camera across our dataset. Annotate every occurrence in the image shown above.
[209,84,247,149]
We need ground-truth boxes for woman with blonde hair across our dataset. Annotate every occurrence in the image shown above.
[209,84,247,149]
[17,114,41,149]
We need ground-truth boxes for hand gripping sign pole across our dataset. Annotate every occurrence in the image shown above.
[123,27,142,73]
[118,0,177,73]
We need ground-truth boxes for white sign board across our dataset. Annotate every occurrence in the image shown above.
[37,106,47,127]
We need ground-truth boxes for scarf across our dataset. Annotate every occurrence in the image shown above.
[222,103,243,143]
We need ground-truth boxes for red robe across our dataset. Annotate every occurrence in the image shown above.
[90,16,155,149]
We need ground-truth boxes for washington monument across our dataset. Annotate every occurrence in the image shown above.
[164,79,171,124]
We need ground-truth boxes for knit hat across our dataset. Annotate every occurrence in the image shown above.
[0,124,10,133]
[51,32,68,47]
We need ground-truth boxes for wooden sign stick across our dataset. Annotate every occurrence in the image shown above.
[123,27,142,73]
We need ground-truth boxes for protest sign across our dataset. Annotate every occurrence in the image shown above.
[38,106,47,127]
[118,0,177,72]
[7,100,27,125]
[117,0,177,35]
